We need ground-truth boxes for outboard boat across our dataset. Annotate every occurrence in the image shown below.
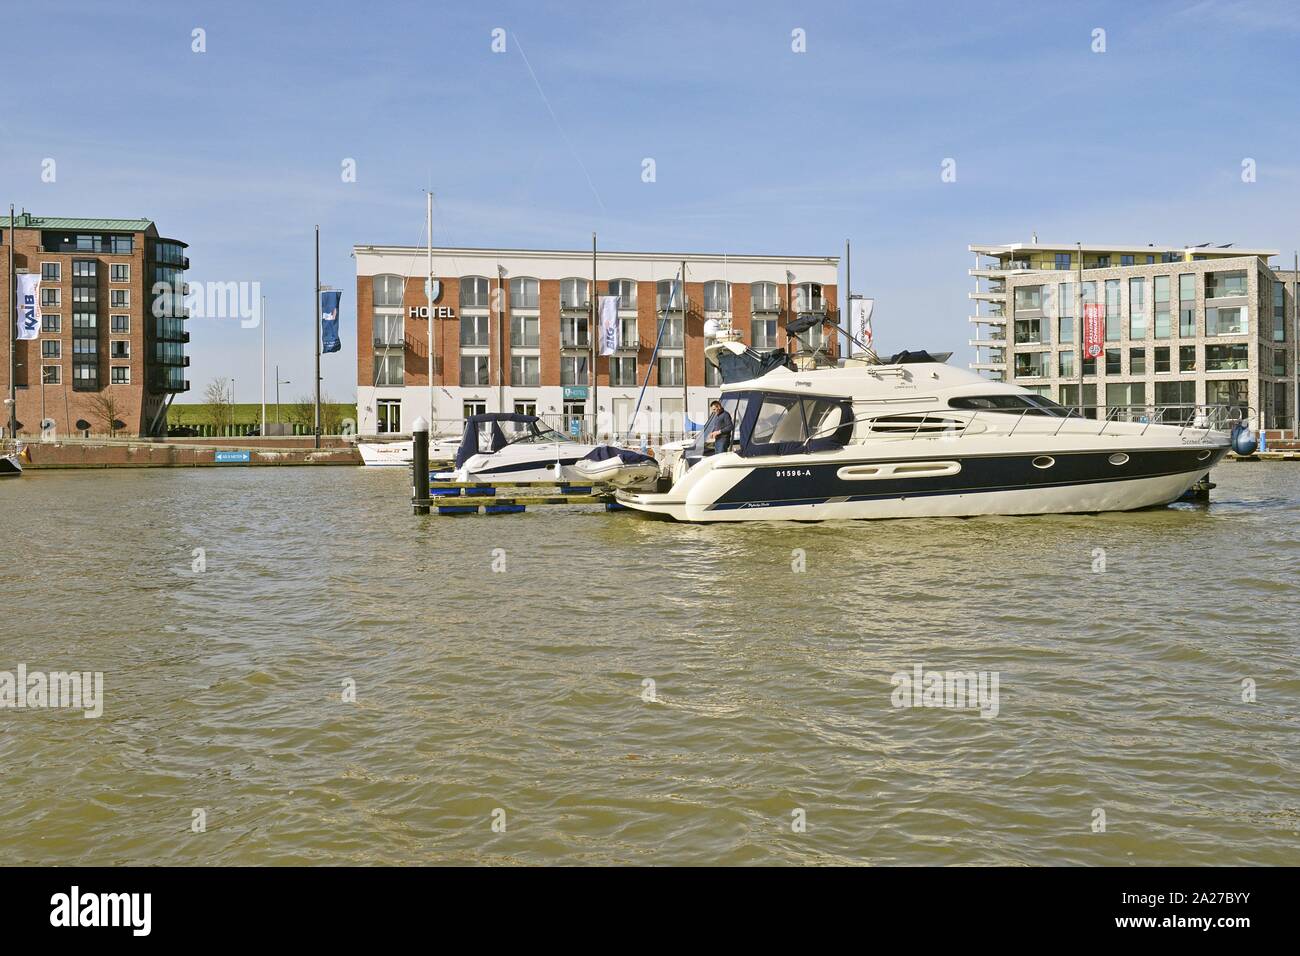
[435,413,657,487]
[617,348,1235,522]
[1,443,26,477]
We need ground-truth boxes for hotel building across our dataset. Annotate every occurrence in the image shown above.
[353,245,839,439]
[1,212,190,437]
[968,241,1297,432]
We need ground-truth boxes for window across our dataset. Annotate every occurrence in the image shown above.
[460,276,489,309]
[40,287,60,308]
[1155,380,1195,419]
[1058,383,1098,418]
[1106,382,1145,419]
[656,279,683,312]
[372,312,403,348]
[703,281,731,312]
[1206,306,1247,336]
[509,277,539,310]
[1054,253,1071,270]
[110,289,129,309]
[1206,379,1248,410]
[1153,275,1171,338]
[110,340,129,359]
[463,401,487,420]
[1179,345,1197,373]
[1154,347,1171,373]
[1128,277,1147,338]
[511,315,539,348]
[611,356,637,385]
[1014,352,1049,378]
[607,279,637,309]
[73,364,97,387]
[373,352,404,386]
[660,316,683,349]
[752,317,779,348]
[73,312,97,331]
[110,366,130,384]
[514,401,537,417]
[372,274,404,307]
[42,340,61,358]
[1105,349,1121,375]
[1206,343,1249,371]
[1014,286,1043,312]
[110,264,130,282]
[73,337,97,355]
[658,355,683,386]
[560,354,589,385]
[751,281,780,311]
[794,283,824,312]
[560,278,588,310]
[42,365,60,385]
[73,285,97,304]
[1206,270,1247,299]
[41,262,60,281]
[609,356,637,386]
[705,361,721,387]
[42,314,61,333]
[1273,282,1286,342]
[510,355,540,386]
[460,354,489,386]
[1129,347,1147,374]
[1178,274,1195,336]
[1058,350,1075,377]
[72,259,96,277]
[1058,282,1075,342]
[376,399,401,434]
[459,314,488,347]
[1082,356,1096,377]
[110,235,133,254]
[1014,319,1045,345]
[1273,347,1286,376]
[1105,279,1121,341]
[1096,255,1111,267]
[110,314,129,333]
[1121,255,1135,266]
[618,315,638,349]
[561,315,589,348]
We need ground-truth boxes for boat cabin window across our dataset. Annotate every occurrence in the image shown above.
[948,394,1071,417]
[736,392,854,457]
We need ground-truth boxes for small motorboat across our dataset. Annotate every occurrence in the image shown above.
[1,445,26,477]
[571,446,661,488]
[435,413,653,486]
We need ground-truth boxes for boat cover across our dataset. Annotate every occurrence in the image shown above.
[581,446,655,465]
[714,347,794,384]
[885,349,951,365]
[454,413,540,468]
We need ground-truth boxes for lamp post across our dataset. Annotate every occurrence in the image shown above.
[275,366,290,430]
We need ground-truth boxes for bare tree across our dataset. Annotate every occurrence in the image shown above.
[203,377,234,433]
[84,392,125,437]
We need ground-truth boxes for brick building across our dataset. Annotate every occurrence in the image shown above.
[2,212,190,437]
[353,245,839,440]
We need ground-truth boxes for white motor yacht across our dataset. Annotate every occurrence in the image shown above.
[617,349,1238,522]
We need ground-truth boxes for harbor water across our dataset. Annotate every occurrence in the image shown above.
[1,463,1297,865]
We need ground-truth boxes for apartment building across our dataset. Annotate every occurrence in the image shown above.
[1,212,190,437]
[968,241,1296,431]
[353,245,839,439]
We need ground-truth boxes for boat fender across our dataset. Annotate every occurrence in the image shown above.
[1230,422,1258,456]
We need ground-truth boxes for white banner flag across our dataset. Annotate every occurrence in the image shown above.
[598,294,620,356]
[16,274,41,341]
[849,297,874,353]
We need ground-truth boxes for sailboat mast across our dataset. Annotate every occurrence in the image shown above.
[427,191,434,426]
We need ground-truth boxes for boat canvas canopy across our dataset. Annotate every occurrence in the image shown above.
[731,390,855,458]
[714,347,793,384]
[455,413,540,468]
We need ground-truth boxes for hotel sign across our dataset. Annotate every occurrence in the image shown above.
[409,305,456,319]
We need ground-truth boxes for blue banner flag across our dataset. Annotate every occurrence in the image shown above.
[320,290,342,354]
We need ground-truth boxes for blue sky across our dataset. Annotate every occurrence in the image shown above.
[5,0,1300,403]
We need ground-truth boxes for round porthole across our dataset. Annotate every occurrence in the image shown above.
[1108,453,1130,466]
[1032,456,1055,469]
[1197,450,1212,461]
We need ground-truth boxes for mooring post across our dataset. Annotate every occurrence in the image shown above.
[412,416,430,515]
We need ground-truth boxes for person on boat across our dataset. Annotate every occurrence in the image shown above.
[704,400,733,455]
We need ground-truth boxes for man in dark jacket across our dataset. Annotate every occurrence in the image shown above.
[705,400,733,455]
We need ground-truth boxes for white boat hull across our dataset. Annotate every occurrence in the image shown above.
[358,439,458,467]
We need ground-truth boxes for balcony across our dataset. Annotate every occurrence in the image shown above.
[560,298,589,312]
[969,290,1006,303]
[373,334,405,348]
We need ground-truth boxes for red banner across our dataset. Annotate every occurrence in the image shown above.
[1082,303,1104,359]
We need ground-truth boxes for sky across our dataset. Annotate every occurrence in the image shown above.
[5,0,1300,404]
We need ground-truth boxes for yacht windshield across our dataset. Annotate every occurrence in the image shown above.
[948,394,1072,418]
[504,421,565,445]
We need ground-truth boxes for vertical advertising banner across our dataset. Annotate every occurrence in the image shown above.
[598,295,620,356]
[320,290,342,354]
[1082,302,1104,360]
[849,297,874,354]
[16,274,41,340]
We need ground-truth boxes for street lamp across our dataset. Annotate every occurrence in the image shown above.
[274,366,290,430]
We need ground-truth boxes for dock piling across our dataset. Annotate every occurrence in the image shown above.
[412,417,431,515]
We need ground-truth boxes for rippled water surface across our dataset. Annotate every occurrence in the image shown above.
[2,463,1298,865]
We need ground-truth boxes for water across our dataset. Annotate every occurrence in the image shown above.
[1,463,1297,865]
